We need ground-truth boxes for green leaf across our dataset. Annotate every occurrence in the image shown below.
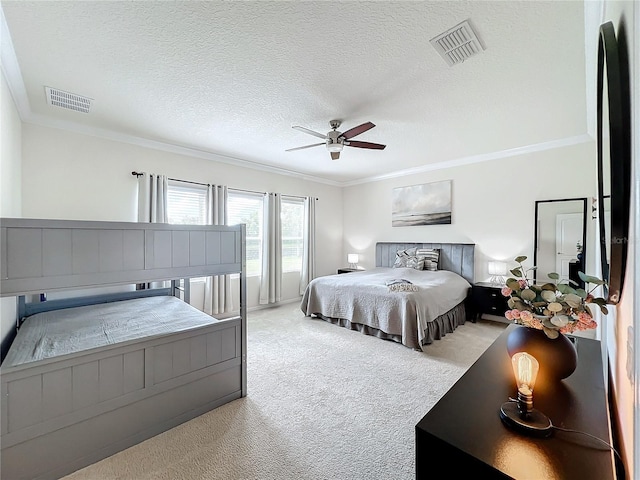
[542,326,559,339]
[557,284,576,295]
[578,272,606,285]
[509,268,522,278]
[507,298,515,308]
[520,289,536,301]
[564,293,582,309]
[541,290,556,303]
[514,256,527,263]
[541,283,556,291]
[547,272,560,280]
[600,305,609,315]
[513,301,528,311]
[506,279,521,291]
[575,288,588,299]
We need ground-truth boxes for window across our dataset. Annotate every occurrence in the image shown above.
[228,190,263,276]
[167,181,207,225]
[281,196,304,272]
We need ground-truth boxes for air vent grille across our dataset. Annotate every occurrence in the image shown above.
[45,87,92,113]
[430,20,484,67]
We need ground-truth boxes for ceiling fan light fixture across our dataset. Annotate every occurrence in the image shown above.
[327,143,343,152]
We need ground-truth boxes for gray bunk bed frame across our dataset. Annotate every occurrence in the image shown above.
[0,218,247,480]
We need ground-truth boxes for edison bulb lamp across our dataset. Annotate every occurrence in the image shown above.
[499,352,552,437]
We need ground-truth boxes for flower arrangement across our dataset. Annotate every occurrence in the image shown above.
[501,256,608,339]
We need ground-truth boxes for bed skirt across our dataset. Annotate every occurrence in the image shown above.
[313,301,468,350]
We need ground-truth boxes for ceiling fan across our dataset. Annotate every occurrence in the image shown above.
[286,120,386,160]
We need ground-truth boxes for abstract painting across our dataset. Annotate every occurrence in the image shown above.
[392,180,452,226]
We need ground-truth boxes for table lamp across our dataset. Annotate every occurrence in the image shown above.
[488,261,507,285]
[348,253,359,269]
[499,352,552,437]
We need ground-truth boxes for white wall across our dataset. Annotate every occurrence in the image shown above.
[342,141,598,282]
[0,70,22,358]
[20,123,344,308]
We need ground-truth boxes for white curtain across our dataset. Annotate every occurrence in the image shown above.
[259,193,282,305]
[299,196,316,295]
[137,173,168,223]
[204,185,234,315]
[137,173,168,289]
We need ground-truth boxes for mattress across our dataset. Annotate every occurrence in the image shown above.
[4,296,218,368]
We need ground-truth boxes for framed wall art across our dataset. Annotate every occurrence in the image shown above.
[392,180,451,227]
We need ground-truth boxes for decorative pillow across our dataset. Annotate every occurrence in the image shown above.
[395,247,418,258]
[424,260,438,271]
[416,248,439,267]
[393,254,425,270]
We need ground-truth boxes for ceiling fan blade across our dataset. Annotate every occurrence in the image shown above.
[346,140,386,150]
[330,151,340,160]
[292,126,327,140]
[341,122,375,140]
[285,142,325,152]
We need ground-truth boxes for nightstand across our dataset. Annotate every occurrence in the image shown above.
[337,268,358,274]
[471,282,509,320]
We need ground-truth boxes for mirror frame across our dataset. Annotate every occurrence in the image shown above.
[596,21,631,304]
[533,198,587,286]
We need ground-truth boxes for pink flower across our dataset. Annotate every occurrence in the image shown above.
[530,317,543,329]
[511,309,521,319]
[505,310,514,321]
[518,279,527,289]
[577,311,593,325]
[501,286,512,297]
[520,310,533,322]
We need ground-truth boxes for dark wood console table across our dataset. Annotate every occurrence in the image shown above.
[415,324,616,479]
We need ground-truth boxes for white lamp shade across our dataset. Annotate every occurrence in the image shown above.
[488,261,507,276]
[348,253,359,264]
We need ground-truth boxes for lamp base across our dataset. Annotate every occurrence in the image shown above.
[489,275,505,286]
[499,402,553,437]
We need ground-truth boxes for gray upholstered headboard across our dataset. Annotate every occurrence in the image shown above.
[375,242,475,284]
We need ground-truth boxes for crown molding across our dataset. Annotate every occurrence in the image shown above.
[1,5,30,119]
[342,134,595,186]
[25,113,343,187]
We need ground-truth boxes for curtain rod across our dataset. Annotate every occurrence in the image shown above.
[131,172,317,200]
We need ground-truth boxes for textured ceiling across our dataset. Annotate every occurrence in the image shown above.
[2,1,589,184]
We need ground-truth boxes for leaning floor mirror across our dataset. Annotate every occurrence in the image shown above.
[534,198,588,288]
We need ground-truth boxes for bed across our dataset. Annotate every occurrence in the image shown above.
[301,242,474,350]
[0,218,247,480]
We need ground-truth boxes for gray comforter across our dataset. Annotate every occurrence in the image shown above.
[300,267,471,349]
[4,296,219,368]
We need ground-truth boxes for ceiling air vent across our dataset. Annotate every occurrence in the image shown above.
[45,87,92,113]
[430,20,484,67]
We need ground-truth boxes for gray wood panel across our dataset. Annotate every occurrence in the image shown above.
[72,361,100,410]
[2,319,242,442]
[0,218,243,296]
[1,367,242,480]
[42,368,73,420]
[375,242,475,284]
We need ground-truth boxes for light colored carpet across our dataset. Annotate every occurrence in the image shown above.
[63,304,507,480]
